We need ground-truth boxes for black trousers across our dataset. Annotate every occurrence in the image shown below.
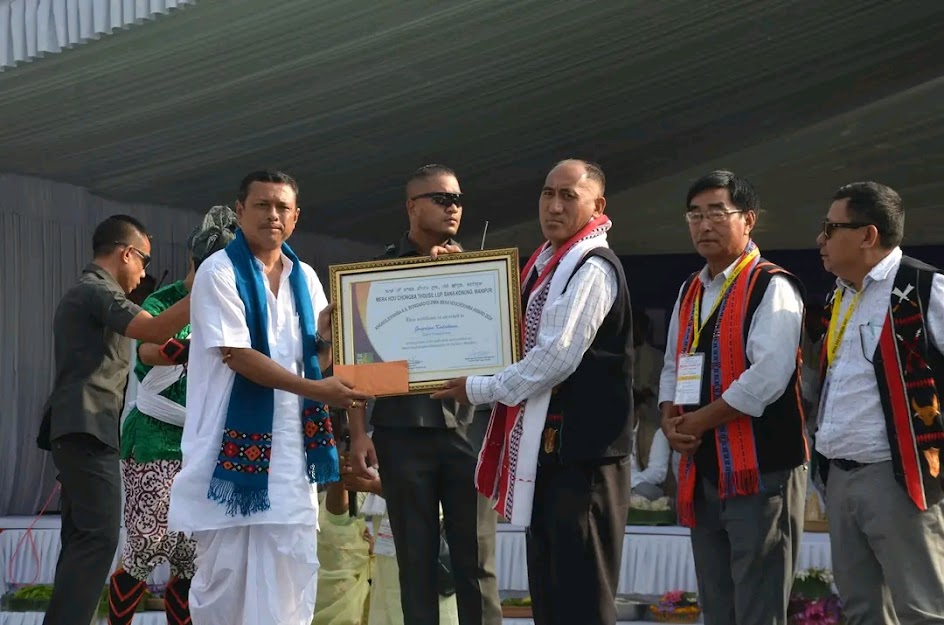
[373,426,502,625]
[43,433,121,625]
[526,456,631,625]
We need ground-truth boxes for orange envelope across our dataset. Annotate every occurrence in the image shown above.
[333,361,410,397]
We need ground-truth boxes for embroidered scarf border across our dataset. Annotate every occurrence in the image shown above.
[207,230,339,518]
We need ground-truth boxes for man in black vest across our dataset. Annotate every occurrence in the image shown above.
[433,159,634,625]
[659,171,808,625]
[347,164,502,625]
[813,181,944,624]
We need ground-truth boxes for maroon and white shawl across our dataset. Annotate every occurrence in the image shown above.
[474,214,612,526]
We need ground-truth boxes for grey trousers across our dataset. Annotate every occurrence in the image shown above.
[632,482,665,501]
[826,461,944,625]
[690,464,807,625]
[43,433,122,625]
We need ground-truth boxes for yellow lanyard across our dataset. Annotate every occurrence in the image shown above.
[826,287,862,366]
[690,247,760,352]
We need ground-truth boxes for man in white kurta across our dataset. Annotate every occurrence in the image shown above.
[168,171,370,625]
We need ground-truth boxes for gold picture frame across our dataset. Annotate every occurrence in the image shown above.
[329,248,522,395]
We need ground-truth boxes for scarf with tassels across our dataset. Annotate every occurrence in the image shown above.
[675,241,764,527]
[207,229,339,517]
[475,214,612,526]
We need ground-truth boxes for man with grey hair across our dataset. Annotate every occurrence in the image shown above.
[108,206,237,625]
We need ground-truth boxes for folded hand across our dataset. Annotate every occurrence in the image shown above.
[662,415,701,454]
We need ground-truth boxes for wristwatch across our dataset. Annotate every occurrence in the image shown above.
[315,332,332,351]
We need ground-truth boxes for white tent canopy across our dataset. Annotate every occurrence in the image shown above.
[1,0,943,255]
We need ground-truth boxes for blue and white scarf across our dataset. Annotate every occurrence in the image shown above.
[207,229,339,517]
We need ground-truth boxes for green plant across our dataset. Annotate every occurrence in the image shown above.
[791,568,834,600]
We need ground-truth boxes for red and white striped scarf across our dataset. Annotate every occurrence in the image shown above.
[474,214,612,525]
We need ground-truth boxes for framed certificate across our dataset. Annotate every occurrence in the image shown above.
[329,248,522,394]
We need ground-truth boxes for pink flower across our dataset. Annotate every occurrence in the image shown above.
[663,591,683,604]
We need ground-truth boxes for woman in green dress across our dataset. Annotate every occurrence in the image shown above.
[108,206,236,625]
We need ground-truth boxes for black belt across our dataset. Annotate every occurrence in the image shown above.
[831,458,869,471]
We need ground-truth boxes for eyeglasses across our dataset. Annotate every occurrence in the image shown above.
[684,209,744,224]
[821,220,872,240]
[410,192,462,208]
[115,241,151,269]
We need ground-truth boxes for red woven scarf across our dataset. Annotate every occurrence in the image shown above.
[675,251,767,527]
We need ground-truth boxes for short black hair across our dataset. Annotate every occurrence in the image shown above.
[237,170,299,204]
[686,170,759,213]
[832,182,904,248]
[555,159,606,194]
[92,215,148,257]
[406,164,456,193]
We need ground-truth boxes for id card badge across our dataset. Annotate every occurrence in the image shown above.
[374,517,397,557]
[675,353,705,406]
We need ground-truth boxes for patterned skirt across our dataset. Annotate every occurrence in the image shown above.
[121,458,196,581]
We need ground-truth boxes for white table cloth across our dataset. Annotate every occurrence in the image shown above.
[1,517,831,598]
[495,523,831,594]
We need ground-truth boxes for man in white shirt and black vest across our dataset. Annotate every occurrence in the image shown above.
[812,181,944,625]
[433,159,634,625]
[660,170,808,625]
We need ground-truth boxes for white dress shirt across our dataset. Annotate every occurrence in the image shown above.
[631,427,670,489]
[169,250,328,532]
[658,258,805,416]
[816,247,944,463]
[466,249,617,406]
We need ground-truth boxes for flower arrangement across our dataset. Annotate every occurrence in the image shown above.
[649,590,701,623]
[789,568,845,625]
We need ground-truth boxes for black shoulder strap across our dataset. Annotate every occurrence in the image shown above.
[900,255,942,275]
[743,259,806,344]
[561,247,625,293]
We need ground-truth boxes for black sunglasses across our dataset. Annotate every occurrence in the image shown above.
[115,241,151,269]
[411,192,462,208]
[822,220,872,240]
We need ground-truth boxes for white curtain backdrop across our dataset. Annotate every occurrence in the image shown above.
[0,0,196,70]
[0,172,375,516]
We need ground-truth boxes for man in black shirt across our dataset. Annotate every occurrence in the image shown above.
[38,215,191,625]
[348,165,501,625]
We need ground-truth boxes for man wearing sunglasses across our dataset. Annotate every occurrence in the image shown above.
[659,170,808,625]
[38,214,192,625]
[812,182,944,624]
[347,164,502,625]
